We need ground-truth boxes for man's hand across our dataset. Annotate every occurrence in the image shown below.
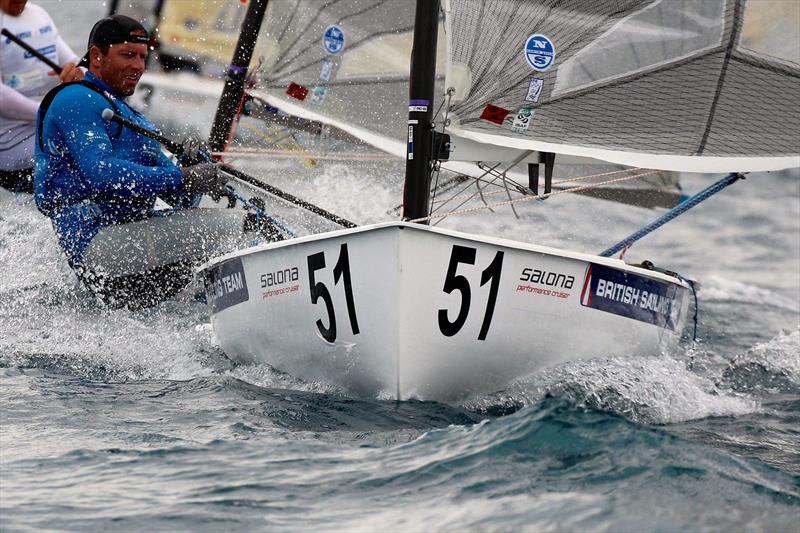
[50,62,84,83]
[181,162,229,199]
[181,137,209,164]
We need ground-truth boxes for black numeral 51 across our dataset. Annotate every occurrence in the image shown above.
[307,243,360,343]
[438,245,504,340]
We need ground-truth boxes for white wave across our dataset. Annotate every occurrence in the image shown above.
[328,491,609,533]
[308,162,401,224]
[723,329,800,392]
[699,275,800,312]
[744,328,800,376]
[0,195,219,382]
[225,361,343,395]
[480,354,760,425]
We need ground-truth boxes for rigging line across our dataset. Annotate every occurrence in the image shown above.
[213,150,394,161]
[476,162,529,193]
[599,172,744,257]
[430,166,504,210]
[474,170,498,215]
[387,174,469,216]
[431,167,655,205]
[410,171,661,224]
[429,88,455,218]
[431,148,533,217]
[500,170,520,220]
[428,159,535,221]
[478,161,650,190]
[686,277,699,342]
[482,150,535,220]
[451,168,657,215]
[429,161,505,220]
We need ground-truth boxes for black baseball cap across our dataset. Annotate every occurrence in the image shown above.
[78,15,151,67]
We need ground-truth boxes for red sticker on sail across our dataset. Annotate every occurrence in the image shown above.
[480,104,510,125]
[286,82,309,101]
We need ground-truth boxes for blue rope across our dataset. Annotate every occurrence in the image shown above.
[227,188,297,239]
[599,172,744,258]
[686,277,699,342]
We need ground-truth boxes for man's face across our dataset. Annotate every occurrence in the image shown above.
[0,0,28,16]
[91,41,148,96]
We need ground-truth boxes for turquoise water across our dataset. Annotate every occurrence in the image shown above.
[2,1,799,529]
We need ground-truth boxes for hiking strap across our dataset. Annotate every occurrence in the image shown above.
[37,80,123,151]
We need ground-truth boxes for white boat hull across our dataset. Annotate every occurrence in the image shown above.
[202,222,690,400]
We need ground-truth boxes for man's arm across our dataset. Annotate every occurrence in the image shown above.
[0,83,39,121]
[47,86,184,199]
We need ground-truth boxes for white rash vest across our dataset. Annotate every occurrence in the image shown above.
[1,3,78,170]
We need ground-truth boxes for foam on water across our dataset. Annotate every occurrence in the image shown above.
[700,275,800,312]
[306,162,403,224]
[466,353,760,424]
[722,329,800,393]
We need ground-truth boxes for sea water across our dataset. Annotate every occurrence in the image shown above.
[2,1,799,530]
[2,160,798,530]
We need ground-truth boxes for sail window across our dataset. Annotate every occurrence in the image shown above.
[552,0,725,97]
[739,0,800,65]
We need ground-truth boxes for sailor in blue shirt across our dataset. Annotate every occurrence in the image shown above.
[34,15,225,272]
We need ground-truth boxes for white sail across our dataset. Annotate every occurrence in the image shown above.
[443,0,800,173]
[252,0,423,147]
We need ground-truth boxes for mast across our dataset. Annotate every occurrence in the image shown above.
[402,0,440,222]
[208,0,269,154]
[106,0,120,15]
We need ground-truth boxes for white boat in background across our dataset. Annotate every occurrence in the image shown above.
[197,0,799,400]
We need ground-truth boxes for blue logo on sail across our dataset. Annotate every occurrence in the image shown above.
[322,25,345,55]
[524,34,555,71]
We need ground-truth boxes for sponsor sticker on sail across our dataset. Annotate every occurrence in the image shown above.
[309,86,327,106]
[319,58,334,81]
[511,107,534,133]
[322,24,345,54]
[286,82,309,101]
[526,77,544,103]
[524,34,555,72]
[480,103,510,125]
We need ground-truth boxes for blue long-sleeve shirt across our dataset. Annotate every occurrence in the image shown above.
[34,72,185,266]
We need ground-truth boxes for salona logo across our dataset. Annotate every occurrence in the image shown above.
[524,34,555,71]
[519,267,574,288]
[260,267,299,288]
